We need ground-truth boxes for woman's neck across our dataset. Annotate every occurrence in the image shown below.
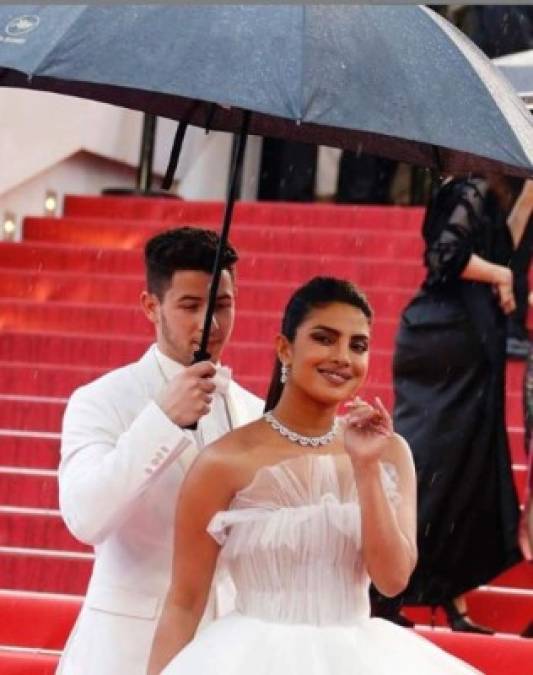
[272,386,338,436]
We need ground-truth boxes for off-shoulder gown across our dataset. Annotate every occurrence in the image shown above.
[162,453,481,674]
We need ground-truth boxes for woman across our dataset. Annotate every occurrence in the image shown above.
[377,176,524,632]
[148,276,480,674]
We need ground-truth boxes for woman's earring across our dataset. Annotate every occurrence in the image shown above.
[281,363,289,384]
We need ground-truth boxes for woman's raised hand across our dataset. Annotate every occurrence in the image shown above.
[343,396,393,466]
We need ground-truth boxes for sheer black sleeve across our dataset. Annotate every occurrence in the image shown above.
[423,179,487,284]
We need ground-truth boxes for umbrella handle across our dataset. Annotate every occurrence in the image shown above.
[161,101,201,190]
[184,109,251,431]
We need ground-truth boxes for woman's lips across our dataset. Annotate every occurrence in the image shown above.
[317,368,353,386]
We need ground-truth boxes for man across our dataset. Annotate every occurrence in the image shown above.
[56,227,263,675]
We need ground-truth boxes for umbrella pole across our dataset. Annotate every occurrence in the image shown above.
[185,110,250,430]
[194,109,251,364]
[136,113,157,192]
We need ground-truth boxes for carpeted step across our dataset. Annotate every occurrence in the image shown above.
[0,241,425,287]
[0,396,66,434]
[0,268,415,319]
[23,217,424,260]
[63,195,425,231]
[0,362,107,398]
[492,561,533,589]
[506,359,528,394]
[1,508,89,553]
[0,648,59,675]
[0,468,59,509]
[0,330,150,370]
[505,428,526,464]
[405,586,533,635]
[415,628,533,675]
[0,548,92,595]
[0,299,153,337]
[0,590,81,651]
[0,267,145,305]
[466,586,533,635]
[513,463,527,497]
[0,432,60,470]
[505,393,527,430]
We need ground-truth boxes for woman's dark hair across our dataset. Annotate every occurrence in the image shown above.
[264,276,373,412]
[144,226,238,299]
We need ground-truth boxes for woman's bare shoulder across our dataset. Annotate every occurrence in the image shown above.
[189,418,267,493]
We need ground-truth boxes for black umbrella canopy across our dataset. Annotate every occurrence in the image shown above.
[0,4,532,177]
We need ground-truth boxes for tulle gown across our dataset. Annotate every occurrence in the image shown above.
[162,453,481,674]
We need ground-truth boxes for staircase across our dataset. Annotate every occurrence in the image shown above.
[0,195,531,673]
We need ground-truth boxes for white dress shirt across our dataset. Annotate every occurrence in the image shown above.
[153,346,234,447]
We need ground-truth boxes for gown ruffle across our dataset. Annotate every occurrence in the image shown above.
[162,453,481,674]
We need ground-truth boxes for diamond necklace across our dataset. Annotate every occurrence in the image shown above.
[263,411,339,447]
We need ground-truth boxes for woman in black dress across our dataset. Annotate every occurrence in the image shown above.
[376,176,524,632]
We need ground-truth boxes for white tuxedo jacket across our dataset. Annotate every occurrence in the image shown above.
[56,345,263,675]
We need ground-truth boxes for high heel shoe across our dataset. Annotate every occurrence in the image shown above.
[378,607,415,628]
[371,603,414,628]
[387,610,415,628]
[441,600,494,635]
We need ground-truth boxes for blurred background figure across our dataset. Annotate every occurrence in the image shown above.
[336,152,398,205]
[372,174,527,632]
[505,181,533,359]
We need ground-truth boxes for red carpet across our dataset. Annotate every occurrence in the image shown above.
[0,196,530,674]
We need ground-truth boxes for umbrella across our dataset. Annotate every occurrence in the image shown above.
[1,4,533,372]
[494,49,533,109]
[1,5,532,175]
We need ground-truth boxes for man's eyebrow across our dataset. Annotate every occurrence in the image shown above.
[176,294,202,302]
[176,292,233,302]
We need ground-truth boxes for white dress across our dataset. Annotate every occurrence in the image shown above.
[162,453,481,674]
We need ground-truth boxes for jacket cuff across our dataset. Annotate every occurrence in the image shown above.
[134,401,192,477]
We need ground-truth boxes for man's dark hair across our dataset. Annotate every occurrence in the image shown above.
[144,226,238,299]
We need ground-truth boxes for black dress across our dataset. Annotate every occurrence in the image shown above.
[392,177,522,606]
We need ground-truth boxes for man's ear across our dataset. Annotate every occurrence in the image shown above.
[140,290,160,325]
[274,334,292,366]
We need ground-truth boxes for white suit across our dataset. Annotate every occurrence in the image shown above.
[56,345,263,675]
